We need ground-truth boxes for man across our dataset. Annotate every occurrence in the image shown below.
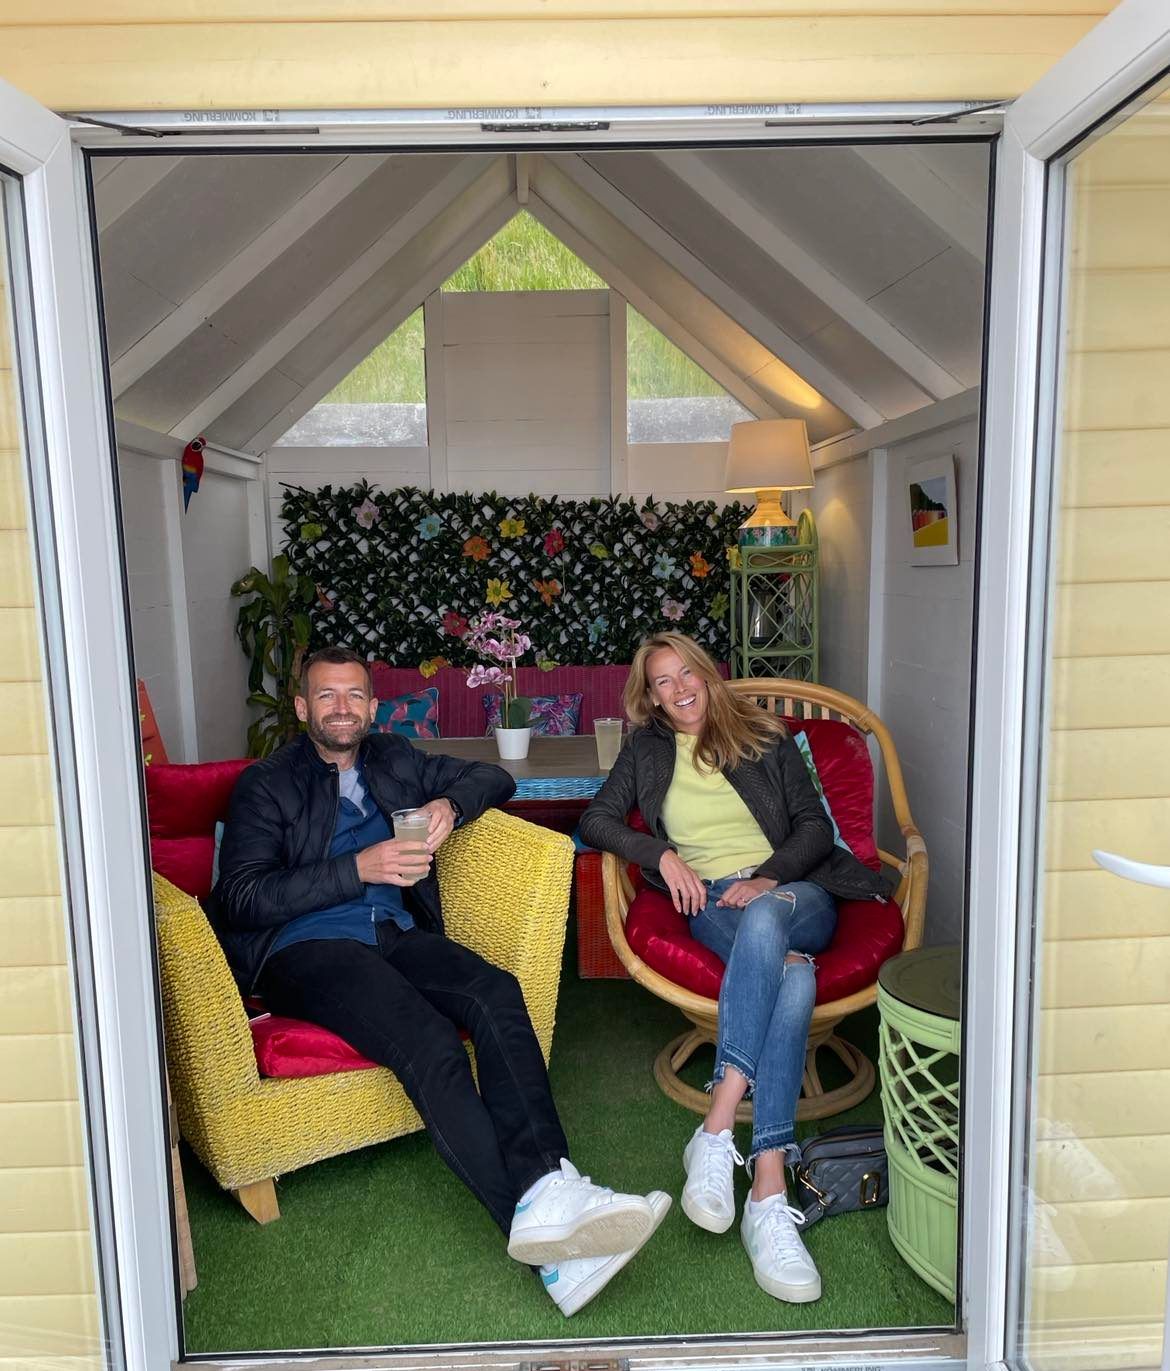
[209,646,667,1315]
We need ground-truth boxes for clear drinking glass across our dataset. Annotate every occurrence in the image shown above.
[391,808,431,884]
[594,717,624,772]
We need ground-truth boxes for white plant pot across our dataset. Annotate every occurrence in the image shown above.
[494,726,532,761]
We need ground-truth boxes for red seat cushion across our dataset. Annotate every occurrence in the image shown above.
[624,887,903,1004]
[249,1014,379,1077]
[151,835,219,903]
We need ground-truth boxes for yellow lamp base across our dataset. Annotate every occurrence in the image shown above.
[740,488,795,528]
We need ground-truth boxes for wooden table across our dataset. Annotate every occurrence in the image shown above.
[412,735,608,831]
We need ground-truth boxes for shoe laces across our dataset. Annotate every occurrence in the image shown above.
[756,1196,809,1263]
[695,1131,744,1194]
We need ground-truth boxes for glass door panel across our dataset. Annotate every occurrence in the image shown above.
[1019,73,1170,1371]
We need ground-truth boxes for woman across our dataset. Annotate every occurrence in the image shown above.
[580,632,890,1304]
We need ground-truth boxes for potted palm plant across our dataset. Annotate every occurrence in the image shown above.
[464,611,534,760]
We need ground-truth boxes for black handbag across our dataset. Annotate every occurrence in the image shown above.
[792,1125,889,1228]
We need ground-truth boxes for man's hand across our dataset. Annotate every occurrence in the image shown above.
[716,875,779,908]
[659,849,708,916]
[355,838,433,886]
[417,797,457,852]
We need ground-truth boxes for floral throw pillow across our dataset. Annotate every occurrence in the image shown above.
[482,692,583,737]
[373,687,440,739]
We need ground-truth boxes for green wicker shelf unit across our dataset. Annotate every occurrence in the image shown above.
[728,507,819,681]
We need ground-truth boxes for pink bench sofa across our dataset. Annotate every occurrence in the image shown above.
[370,662,633,737]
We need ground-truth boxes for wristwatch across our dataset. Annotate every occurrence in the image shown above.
[445,797,463,825]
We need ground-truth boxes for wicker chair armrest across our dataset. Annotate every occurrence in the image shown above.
[437,808,574,1056]
[152,873,261,1124]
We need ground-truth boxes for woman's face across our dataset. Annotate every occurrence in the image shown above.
[646,646,709,735]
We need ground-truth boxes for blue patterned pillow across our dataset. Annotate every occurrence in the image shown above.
[373,687,440,739]
[482,692,582,737]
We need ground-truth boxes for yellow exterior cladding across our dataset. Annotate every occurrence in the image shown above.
[0,199,103,1370]
[0,2,1117,110]
[1027,86,1170,1370]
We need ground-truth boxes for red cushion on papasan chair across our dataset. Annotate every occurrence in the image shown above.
[624,886,904,1004]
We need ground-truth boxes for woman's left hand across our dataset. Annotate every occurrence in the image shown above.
[716,875,779,908]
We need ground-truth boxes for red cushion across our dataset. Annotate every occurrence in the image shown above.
[146,758,254,839]
[624,887,903,1004]
[151,834,217,902]
[782,717,881,872]
[249,1014,379,1078]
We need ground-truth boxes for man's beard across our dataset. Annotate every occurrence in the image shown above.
[306,712,371,751]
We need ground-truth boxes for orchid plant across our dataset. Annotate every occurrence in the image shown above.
[464,611,533,730]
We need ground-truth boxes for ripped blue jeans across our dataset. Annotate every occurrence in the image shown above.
[689,878,837,1161]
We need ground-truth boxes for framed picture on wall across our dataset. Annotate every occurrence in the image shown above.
[906,454,959,566]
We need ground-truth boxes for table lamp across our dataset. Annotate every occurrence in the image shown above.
[725,418,814,546]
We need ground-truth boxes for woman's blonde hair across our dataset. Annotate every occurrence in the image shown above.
[624,631,786,772]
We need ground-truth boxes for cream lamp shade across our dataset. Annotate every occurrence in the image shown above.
[725,419,814,527]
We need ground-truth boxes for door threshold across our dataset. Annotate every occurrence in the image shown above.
[182,1327,964,1371]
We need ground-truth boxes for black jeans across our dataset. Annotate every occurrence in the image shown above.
[257,923,570,1235]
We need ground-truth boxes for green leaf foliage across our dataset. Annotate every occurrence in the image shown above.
[276,484,747,668]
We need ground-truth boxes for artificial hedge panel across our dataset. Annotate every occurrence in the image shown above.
[280,482,748,668]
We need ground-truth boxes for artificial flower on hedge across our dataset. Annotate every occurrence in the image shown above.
[353,497,379,529]
[417,514,442,541]
[419,655,449,678]
[543,528,565,557]
[689,552,711,578]
[533,578,562,606]
[463,535,490,561]
[442,611,469,638]
[499,517,527,539]
[485,578,512,606]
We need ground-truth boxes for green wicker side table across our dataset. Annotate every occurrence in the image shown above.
[877,944,961,1302]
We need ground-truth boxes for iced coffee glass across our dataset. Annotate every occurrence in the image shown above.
[391,808,432,885]
[594,717,624,772]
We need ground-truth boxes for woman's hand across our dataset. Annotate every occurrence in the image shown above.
[659,849,708,916]
[716,875,778,908]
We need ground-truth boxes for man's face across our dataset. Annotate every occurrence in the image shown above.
[295,662,377,752]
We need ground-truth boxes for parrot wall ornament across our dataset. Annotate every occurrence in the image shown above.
[181,436,206,511]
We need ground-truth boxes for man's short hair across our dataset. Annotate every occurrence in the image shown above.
[297,646,373,697]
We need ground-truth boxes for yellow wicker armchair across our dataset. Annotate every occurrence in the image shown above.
[602,680,927,1123]
[154,807,574,1223]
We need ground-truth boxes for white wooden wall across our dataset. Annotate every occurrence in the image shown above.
[438,289,611,498]
[876,418,978,946]
[803,458,873,705]
[266,288,739,542]
[118,449,195,760]
[118,426,266,762]
[179,468,262,761]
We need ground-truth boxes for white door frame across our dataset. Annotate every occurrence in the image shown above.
[0,84,178,1371]
[964,2,1170,1368]
[3,0,1169,1364]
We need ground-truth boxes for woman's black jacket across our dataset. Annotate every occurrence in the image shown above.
[579,718,892,903]
[206,732,515,991]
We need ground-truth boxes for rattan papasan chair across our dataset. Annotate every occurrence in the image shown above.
[601,679,927,1122]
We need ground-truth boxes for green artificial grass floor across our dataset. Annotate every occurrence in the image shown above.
[182,924,954,1354]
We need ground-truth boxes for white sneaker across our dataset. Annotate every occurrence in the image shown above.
[542,1190,672,1317]
[507,1159,656,1265]
[740,1194,822,1303]
[682,1126,743,1234]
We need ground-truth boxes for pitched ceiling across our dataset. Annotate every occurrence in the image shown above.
[94,142,988,454]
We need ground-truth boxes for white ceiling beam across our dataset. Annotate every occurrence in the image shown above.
[168,156,498,442]
[110,154,388,397]
[853,146,988,264]
[545,153,882,430]
[811,386,980,472]
[243,183,518,454]
[526,193,778,426]
[658,149,964,403]
[94,155,181,233]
